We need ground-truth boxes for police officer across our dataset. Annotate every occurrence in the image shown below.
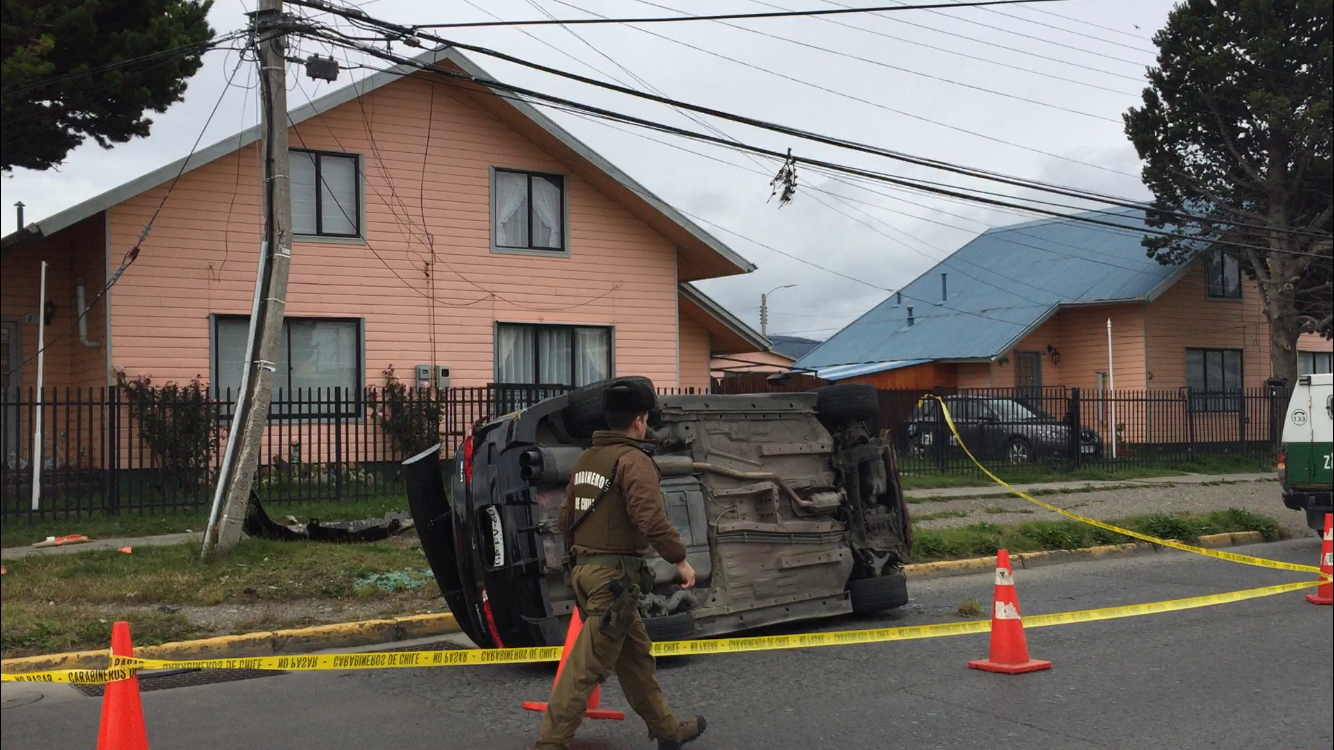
[535,378,707,750]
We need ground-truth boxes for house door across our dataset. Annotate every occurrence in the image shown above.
[1,320,19,468]
[1014,351,1042,406]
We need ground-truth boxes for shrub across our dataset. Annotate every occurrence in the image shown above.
[370,365,444,457]
[116,369,218,489]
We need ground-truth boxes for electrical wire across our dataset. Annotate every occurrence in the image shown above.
[4,47,252,381]
[297,27,1331,258]
[293,7,1331,247]
[409,0,1067,29]
[548,0,1137,177]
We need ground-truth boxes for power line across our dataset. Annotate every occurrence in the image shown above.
[936,0,1157,54]
[297,5,1332,246]
[298,23,1331,257]
[5,48,252,381]
[625,0,1121,123]
[741,0,1139,96]
[548,0,1137,177]
[410,0,1068,29]
[0,31,249,98]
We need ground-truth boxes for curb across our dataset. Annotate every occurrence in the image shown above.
[0,612,459,675]
[0,531,1270,674]
[903,531,1267,578]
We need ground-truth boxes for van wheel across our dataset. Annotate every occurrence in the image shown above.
[815,384,880,424]
[848,570,908,614]
[564,377,655,438]
[643,611,695,642]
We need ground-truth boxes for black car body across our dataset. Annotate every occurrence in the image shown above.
[403,382,913,648]
[905,395,1102,464]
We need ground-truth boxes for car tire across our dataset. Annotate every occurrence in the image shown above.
[815,383,880,425]
[642,611,696,642]
[563,376,655,438]
[848,570,908,614]
[1006,437,1033,465]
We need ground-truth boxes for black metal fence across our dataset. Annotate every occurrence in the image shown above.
[866,385,1280,478]
[0,382,1277,523]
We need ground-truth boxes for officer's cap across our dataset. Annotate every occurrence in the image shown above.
[603,378,657,414]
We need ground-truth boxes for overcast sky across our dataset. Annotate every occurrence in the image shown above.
[2,0,1172,341]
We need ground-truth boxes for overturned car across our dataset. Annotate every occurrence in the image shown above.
[403,381,913,647]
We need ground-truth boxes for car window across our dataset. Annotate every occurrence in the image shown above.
[985,398,1050,421]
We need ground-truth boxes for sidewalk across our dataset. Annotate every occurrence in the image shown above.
[901,472,1275,500]
[0,532,202,561]
[1,473,1276,560]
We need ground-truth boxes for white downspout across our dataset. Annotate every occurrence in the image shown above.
[76,280,101,348]
[1107,317,1117,460]
[32,261,47,510]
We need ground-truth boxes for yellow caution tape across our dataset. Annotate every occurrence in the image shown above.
[923,395,1330,579]
[0,667,138,685]
[4,580,1322,684]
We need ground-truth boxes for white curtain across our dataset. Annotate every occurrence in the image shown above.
[497,325,535,384]
[575,328,609,386]
[538,328,573,385]
[290,152,318,234]
[289,319,356,404]
[530,176,563,249]
[495,171,528,247]
[320,156,358,235]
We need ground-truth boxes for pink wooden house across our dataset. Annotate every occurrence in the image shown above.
[1,47,767,434]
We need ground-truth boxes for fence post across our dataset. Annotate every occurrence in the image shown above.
[333,387,343,501]
[107,385,121,515]
[933,393,948,474]
[1185,387,1197,461]
[1069,387,1082,470]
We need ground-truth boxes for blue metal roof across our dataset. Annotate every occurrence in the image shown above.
[796,208,1190,370]
[815,359,932,381]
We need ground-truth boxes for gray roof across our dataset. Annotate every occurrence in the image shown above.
[1,47,754,277]
[796,208,1195,370]
[679,282,768,352]
[767,335,822,360]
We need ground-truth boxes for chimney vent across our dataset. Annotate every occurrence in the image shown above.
[941,272,948,302]
[906,306,915,327]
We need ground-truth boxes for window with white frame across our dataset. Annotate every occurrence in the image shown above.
[1205,251,1241,299]
[493,169,565,252]
[1186,348,1242,412]
[290,149,360,237]
[214,316,361,416]
[496,323,609,386]
[1299,351,1333,376]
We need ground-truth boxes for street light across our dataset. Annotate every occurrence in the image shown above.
[760,284,797,339]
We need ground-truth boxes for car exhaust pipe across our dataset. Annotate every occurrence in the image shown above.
[519,446,583,483]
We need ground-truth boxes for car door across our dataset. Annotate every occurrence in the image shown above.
[949,399,991,458]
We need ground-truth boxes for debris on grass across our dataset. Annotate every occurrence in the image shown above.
[353,568,434,593]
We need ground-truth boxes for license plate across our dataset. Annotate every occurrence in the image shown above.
[1081,445,1096,454]
[485,506,505,566]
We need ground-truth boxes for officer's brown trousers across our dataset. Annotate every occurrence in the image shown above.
[535,563,678,749]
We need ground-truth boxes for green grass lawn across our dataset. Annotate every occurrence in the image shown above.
[899,454,1274,491]
[1,533,436,658]
[1,496,413,548]
[910,508,1285,561]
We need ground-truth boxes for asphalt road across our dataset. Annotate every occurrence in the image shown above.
[4,539,1330,750]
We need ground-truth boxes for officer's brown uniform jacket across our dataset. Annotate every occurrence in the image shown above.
[556,432,687,564]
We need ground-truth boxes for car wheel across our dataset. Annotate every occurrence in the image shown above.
[815,383,880,425]
[563,376,655,438]
[907,436,927,457]
[848,570,908,614]
[1006,437,1033,465]
[642,611,695,642]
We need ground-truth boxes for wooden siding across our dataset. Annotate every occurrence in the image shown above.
[847,362,958,390]
[678,310,711,393]
[1052,304,1147,392]
[102,73,700,389]
[1146,264,1266,389]
[2,215,108,390]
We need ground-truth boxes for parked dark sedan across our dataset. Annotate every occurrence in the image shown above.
[905,395,1102,464]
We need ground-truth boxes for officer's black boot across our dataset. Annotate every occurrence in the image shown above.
[658,715,706,750]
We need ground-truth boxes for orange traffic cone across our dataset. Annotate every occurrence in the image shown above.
[969,549,1051,675]
[522,608,625,721]
[97,621,149,750]
[1307,513,1332,606]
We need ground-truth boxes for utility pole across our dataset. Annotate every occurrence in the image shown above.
[205,0,292,553]
[759,284,796,339]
